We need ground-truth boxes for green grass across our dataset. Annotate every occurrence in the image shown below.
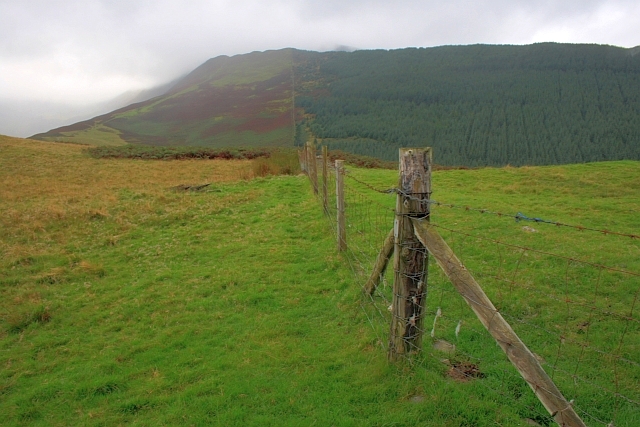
[42,123,128,146]
[341,161,640,426]
[1,136,638,426]
[208,49,292,87]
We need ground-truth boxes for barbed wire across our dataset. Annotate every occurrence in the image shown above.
[341,168,639,240]
[335,182,570,424]
[343,171,396,194]
[428,222,640,279]
[300,152,638,426]
[431,200,640,240]
[343,180,395,213]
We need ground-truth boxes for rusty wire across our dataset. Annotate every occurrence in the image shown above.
[343,172,640,240]
[302,155,638,426]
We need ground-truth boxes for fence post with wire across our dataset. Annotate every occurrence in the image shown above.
[388,148,431,361]
[336,159,346,252]
[297,144,638,427]
[322,145,329,214]
[306,140,318,195]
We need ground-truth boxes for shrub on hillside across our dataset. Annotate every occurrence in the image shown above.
[86,145,271,160]
[252,150,301,177]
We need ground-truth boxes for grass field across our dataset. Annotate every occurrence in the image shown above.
[1,136,638,426]
[49,124,128,146]
[334,160,640,426]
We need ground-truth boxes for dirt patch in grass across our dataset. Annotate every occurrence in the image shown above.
[446,361,485,382]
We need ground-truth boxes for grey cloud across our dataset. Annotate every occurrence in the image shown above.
[0,0,638,136]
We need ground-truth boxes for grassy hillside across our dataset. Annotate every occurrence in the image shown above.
[2,136,638,426]
[32,49,295,148]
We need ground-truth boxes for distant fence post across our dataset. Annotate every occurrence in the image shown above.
[299,145,307,173]
[322,146,329,214]
[388,148,431,361]
[306,142,312,179]
[335,159,346,251]
[307,141,318,195]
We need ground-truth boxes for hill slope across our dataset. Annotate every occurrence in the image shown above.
[32,49,296,147]
[31,43,640,166]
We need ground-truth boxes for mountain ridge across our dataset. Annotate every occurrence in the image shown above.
[31,43,640,166]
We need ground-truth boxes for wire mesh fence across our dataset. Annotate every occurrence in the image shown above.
[302,146,639,427]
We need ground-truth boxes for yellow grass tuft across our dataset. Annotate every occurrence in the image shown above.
[77,260,105,277]
[36,267,67,284]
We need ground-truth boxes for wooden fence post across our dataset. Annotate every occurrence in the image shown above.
[364,228,394,295]
[335,159,346,251]
[306,142,312,179]
[322,146,329,214]
[388,148,431,361]
[307,141,318,195]
[300,145,307,173]
[305,142,311,179]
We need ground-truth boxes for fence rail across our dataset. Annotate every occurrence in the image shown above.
[299,144,639,427]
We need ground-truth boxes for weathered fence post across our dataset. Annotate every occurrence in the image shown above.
[300,144,308,173]
[364,228,394,295]
[307,141,318,195]
[388,148,431,361]
[322,146,329,214]
[335,159,346,251]
[305,142,310,177]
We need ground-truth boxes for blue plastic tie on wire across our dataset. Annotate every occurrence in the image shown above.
[515,212,554,224]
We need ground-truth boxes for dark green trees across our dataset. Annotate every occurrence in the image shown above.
[294,44,640,166]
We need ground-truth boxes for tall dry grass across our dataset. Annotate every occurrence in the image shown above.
[0,137,255,261]
[251,149,301,177]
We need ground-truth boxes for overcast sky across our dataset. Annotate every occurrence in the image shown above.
[1,0,639,136]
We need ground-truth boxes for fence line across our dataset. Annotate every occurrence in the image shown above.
[300,146,639,427]
[344,169,640,241]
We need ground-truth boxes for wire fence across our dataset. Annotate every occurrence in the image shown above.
[302,147,639,427]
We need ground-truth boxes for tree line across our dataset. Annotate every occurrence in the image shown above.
[293,44,640,166]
